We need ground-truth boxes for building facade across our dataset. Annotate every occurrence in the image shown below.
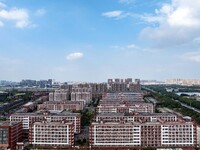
[96,102,154,113]
[37,100,85,112]
[10,111,81,133]
[29,121,74,147]
[107,78,141,92]
[49,89,70,101]
[71,87,92,104]
[95,113,177,123]
[90,121,197,148]
[0,122,23,149]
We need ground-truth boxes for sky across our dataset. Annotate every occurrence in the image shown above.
[0,0,200,82]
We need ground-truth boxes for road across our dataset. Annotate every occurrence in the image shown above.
[174,99,200,113]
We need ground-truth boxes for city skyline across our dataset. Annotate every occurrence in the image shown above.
[1,0,200,82]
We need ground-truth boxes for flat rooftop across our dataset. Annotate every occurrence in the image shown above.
[96,112,176,117]
[0,121,20,126]
[97,113,133,117]
[11,111,81,117]
[135,112,176,117]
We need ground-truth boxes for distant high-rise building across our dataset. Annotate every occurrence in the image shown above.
[49,89,70,101]
[166,79,200,86]
[71,87,92,104]
[108,79,113,86]
[107,78,141,92]
[125,78,132,84]
[20,80,37,87]
[115,78,120,83]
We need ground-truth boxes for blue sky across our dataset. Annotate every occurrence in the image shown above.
[0,0,200,82]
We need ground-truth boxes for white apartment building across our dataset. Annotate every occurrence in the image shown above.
[10,111,81,133]
[90,121,197,148]
[29,121,74,147]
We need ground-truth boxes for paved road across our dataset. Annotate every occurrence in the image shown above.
[174,99,200,113]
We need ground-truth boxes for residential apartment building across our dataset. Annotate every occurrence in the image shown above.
[97,92,153,114]
[49,89,70,101]
[10,111,81,133]
[111,82,127,92]
[102,92,143,100]
[29,121,74,147]
[90,120,197,148]
[91,83,107,97]
[95,113,134,123]
[107,78,141,92]
[96,102,154,113]
[0,122,23,149]
[90,122,141,147]
[129,81,141,92]
[134,113,178,122]
[71,87,92,104]
[95,113,177,123]
[37,100,85,112]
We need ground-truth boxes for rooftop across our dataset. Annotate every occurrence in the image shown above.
[11,110,81,117]
[135,112,176,117]
[33,121,73,126]
[0,121,20,126]
[97,113,132,117]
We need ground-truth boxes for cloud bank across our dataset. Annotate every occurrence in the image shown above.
[140,0,200,49]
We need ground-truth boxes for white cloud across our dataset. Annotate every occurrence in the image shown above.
[142,1,200,27]
[183,51,200,62]
[66,52,84,61]
[102,10,133,19]
[0,7,30,28]
[102,10,123,18]
[140,0,200,49]
[35,9,46,16]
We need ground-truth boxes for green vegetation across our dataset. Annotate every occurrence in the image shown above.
[81,108,95,126]
[0,90,32,103]
[144,85,200,124]
[143,147,156,150]
[145,85,200,110]
[76,138,88,146]
[91,97,101,107]
[0,91,33,115]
